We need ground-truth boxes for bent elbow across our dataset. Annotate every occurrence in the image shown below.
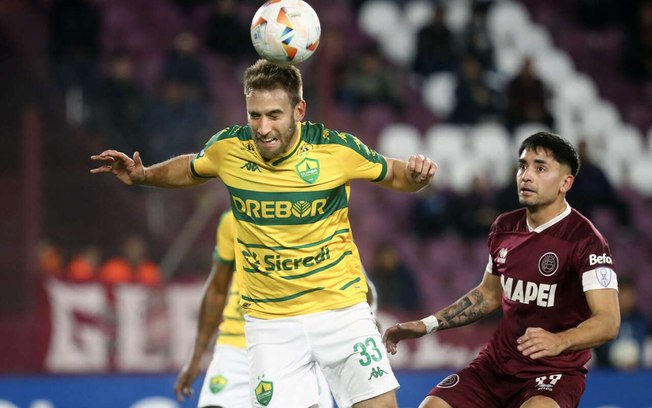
[605,317,621,342]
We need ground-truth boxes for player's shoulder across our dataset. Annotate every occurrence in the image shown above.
[565,207,608,243]
[205,125,252,146]
[302,121,383,161]
[492,208,527,232]
[219,209,235,223]
[303,121,356,147]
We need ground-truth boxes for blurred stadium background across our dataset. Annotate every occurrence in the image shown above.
[0,0,651,406]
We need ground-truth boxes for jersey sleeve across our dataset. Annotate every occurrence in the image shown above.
[327,130,387,182]
[485,220,500,275]
[191,127,234,178]
[575,230,618,292]
[214,211,236,265]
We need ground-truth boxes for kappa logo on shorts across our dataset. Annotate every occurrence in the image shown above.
[255,380,274,406]
[538,252,559,276]
[437,374,460,389]
[368,366,388,380]
[209,375,228,394]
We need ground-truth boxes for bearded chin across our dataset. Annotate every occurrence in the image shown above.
[287,121,296,140]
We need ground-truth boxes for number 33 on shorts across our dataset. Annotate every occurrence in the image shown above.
[353,337,390,380]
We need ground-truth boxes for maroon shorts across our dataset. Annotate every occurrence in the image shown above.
[429,359,586,408]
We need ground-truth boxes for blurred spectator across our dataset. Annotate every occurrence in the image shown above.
[161,31,210,101]
[171,0,211,15]
[93,52,147,154]
[37,240,64,278]
[411,184,458,239]
[595,277,649,370]
[566,140,632,230]
[460,2,495,70]
[576,0,626,29]
[370,242,421,312]
[449,55,501,124]
[99,234,162,285]
[66,246,102,282]
[621,1,652,81]
[413,8,459,77]
[504,57,554,131]
[145,78,211,163]
[204,0,252,60]
[336,47,404,113]
[451,174,497,238]
[48,0,102,123]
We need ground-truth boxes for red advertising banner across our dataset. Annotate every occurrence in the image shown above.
[1,278,495,373]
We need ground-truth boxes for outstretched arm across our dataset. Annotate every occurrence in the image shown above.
[90,150,206,188]
[383,272,502,354]
[378,155,437,192]
[517,288,620,360]
[174,260,234,401]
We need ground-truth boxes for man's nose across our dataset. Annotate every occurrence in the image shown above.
[520,167,532,181]
[258,117,272,135]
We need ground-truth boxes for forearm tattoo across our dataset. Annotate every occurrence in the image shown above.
[439,289,491,329]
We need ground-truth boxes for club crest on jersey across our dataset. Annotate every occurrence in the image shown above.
[538,252,559,276]
[437,374,460,389]
[595,267,613,287]
[295,158,320,184]
[496,248,508,264]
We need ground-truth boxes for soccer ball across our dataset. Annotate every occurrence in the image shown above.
[250,0,321,65]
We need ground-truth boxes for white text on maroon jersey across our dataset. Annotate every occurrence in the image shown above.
[589,253,612,266]
[501,276,557,307]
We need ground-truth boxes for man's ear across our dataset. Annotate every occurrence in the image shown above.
[560,174,574,193]
[294,99,306,121]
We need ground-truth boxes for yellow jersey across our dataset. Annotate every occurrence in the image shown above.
[214,210,246,348]
[192,122,387,319]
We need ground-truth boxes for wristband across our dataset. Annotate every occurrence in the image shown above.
[420,315,439,334]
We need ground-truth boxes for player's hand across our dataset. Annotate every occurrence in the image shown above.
[90,150,146,185]
[174,362,200,402]
[406,154,437,185]
[517,327,566,360]
[382,320,428,355]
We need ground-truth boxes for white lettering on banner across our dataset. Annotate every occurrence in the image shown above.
[115,286,167,371]
[45,279,109,371]
[43,281,486,372]
[45,280,203,372]
[165,285,204,368]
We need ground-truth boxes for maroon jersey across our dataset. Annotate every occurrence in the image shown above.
[477,205,617,377]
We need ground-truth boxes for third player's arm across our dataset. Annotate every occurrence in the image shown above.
[188,260,233,367]
[174,260,233,400]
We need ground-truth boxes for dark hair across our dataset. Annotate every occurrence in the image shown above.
[519,131,580,177]
[243,59,303,107]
